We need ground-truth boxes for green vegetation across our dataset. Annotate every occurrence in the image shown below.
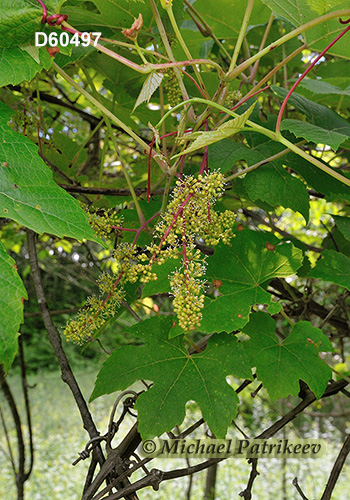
[1,0,350,498]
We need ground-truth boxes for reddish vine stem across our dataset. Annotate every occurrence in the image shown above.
[150,193,194,262]
[181,214,189,274]
[159,129,193,140]
[199,120,209,176]
[276,19,350,133]
[100,211,161,308]
[181,69,207,99]
[147,137,155,202]
[179,154,187,176]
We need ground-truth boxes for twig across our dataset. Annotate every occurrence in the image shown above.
[24,307,80,318]
[320,434,350,500]
[0,365,26,499]
[258,379,348,440]
[26,229,105,466]
[0,403,16,473]
[242,208,322,253]
[292,477,309,500]
[18,337,34,479]
[239,458,260,499]
[59,185,168,197]
[121,301,142,322]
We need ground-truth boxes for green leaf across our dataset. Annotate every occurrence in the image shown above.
[91,316,252,439]
[0,102,99,242]
[261,0,350,59]
[173,103,256,158]
[184,0,270,40]
[272,86,350,146]
[209,139,309,221]
[201,229,303,333]
[333,215,350,242]
[299,79,350,97]
[0,46,52,87]
[0,240,27,373]
[280,119,349,151]
[209,139,263,174]
[242,312,333,400]
[200,230,303,333]
[133,72,163,111]
[308,250,350,289]
[282,153,350,202]
[0,0,65,48]
[244,161,309,222]
[64,0,156,33]
[141,257,181,298]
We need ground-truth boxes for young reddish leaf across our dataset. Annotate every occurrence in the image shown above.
[91,316,252,439]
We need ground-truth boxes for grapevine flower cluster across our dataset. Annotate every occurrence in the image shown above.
[64,241,178,343]
[64,243,159,344]
[170,246,206,331]
[64,171,235,342]
[155,172,235,246]
[163,68,183,106]
[86,207,123,238]
[64,285,126,345]
[155,171,235,330]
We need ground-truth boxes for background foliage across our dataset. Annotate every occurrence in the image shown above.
[1,1,350,499]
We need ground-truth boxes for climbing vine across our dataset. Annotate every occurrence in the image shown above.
[1,1,350,499]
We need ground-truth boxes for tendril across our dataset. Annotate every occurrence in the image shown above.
[34,0,78,34]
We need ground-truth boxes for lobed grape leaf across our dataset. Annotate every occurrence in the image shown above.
[282,153,350,203]
[0,45,52,88]
[91,316,252,439]
[0,101,99,242]
[280,119,349,151]
[308,250,350,289]
[141,257,181,298]
[272,86,350,148]
[242,312,333,400]
[200,230,303,333]
[261,0,350,59]
[0,240,27,373]
[183,0,270,40]
[64,0,164,34]
[299,79,350,97]
[0,0,65,48]
[243,161,309,222]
